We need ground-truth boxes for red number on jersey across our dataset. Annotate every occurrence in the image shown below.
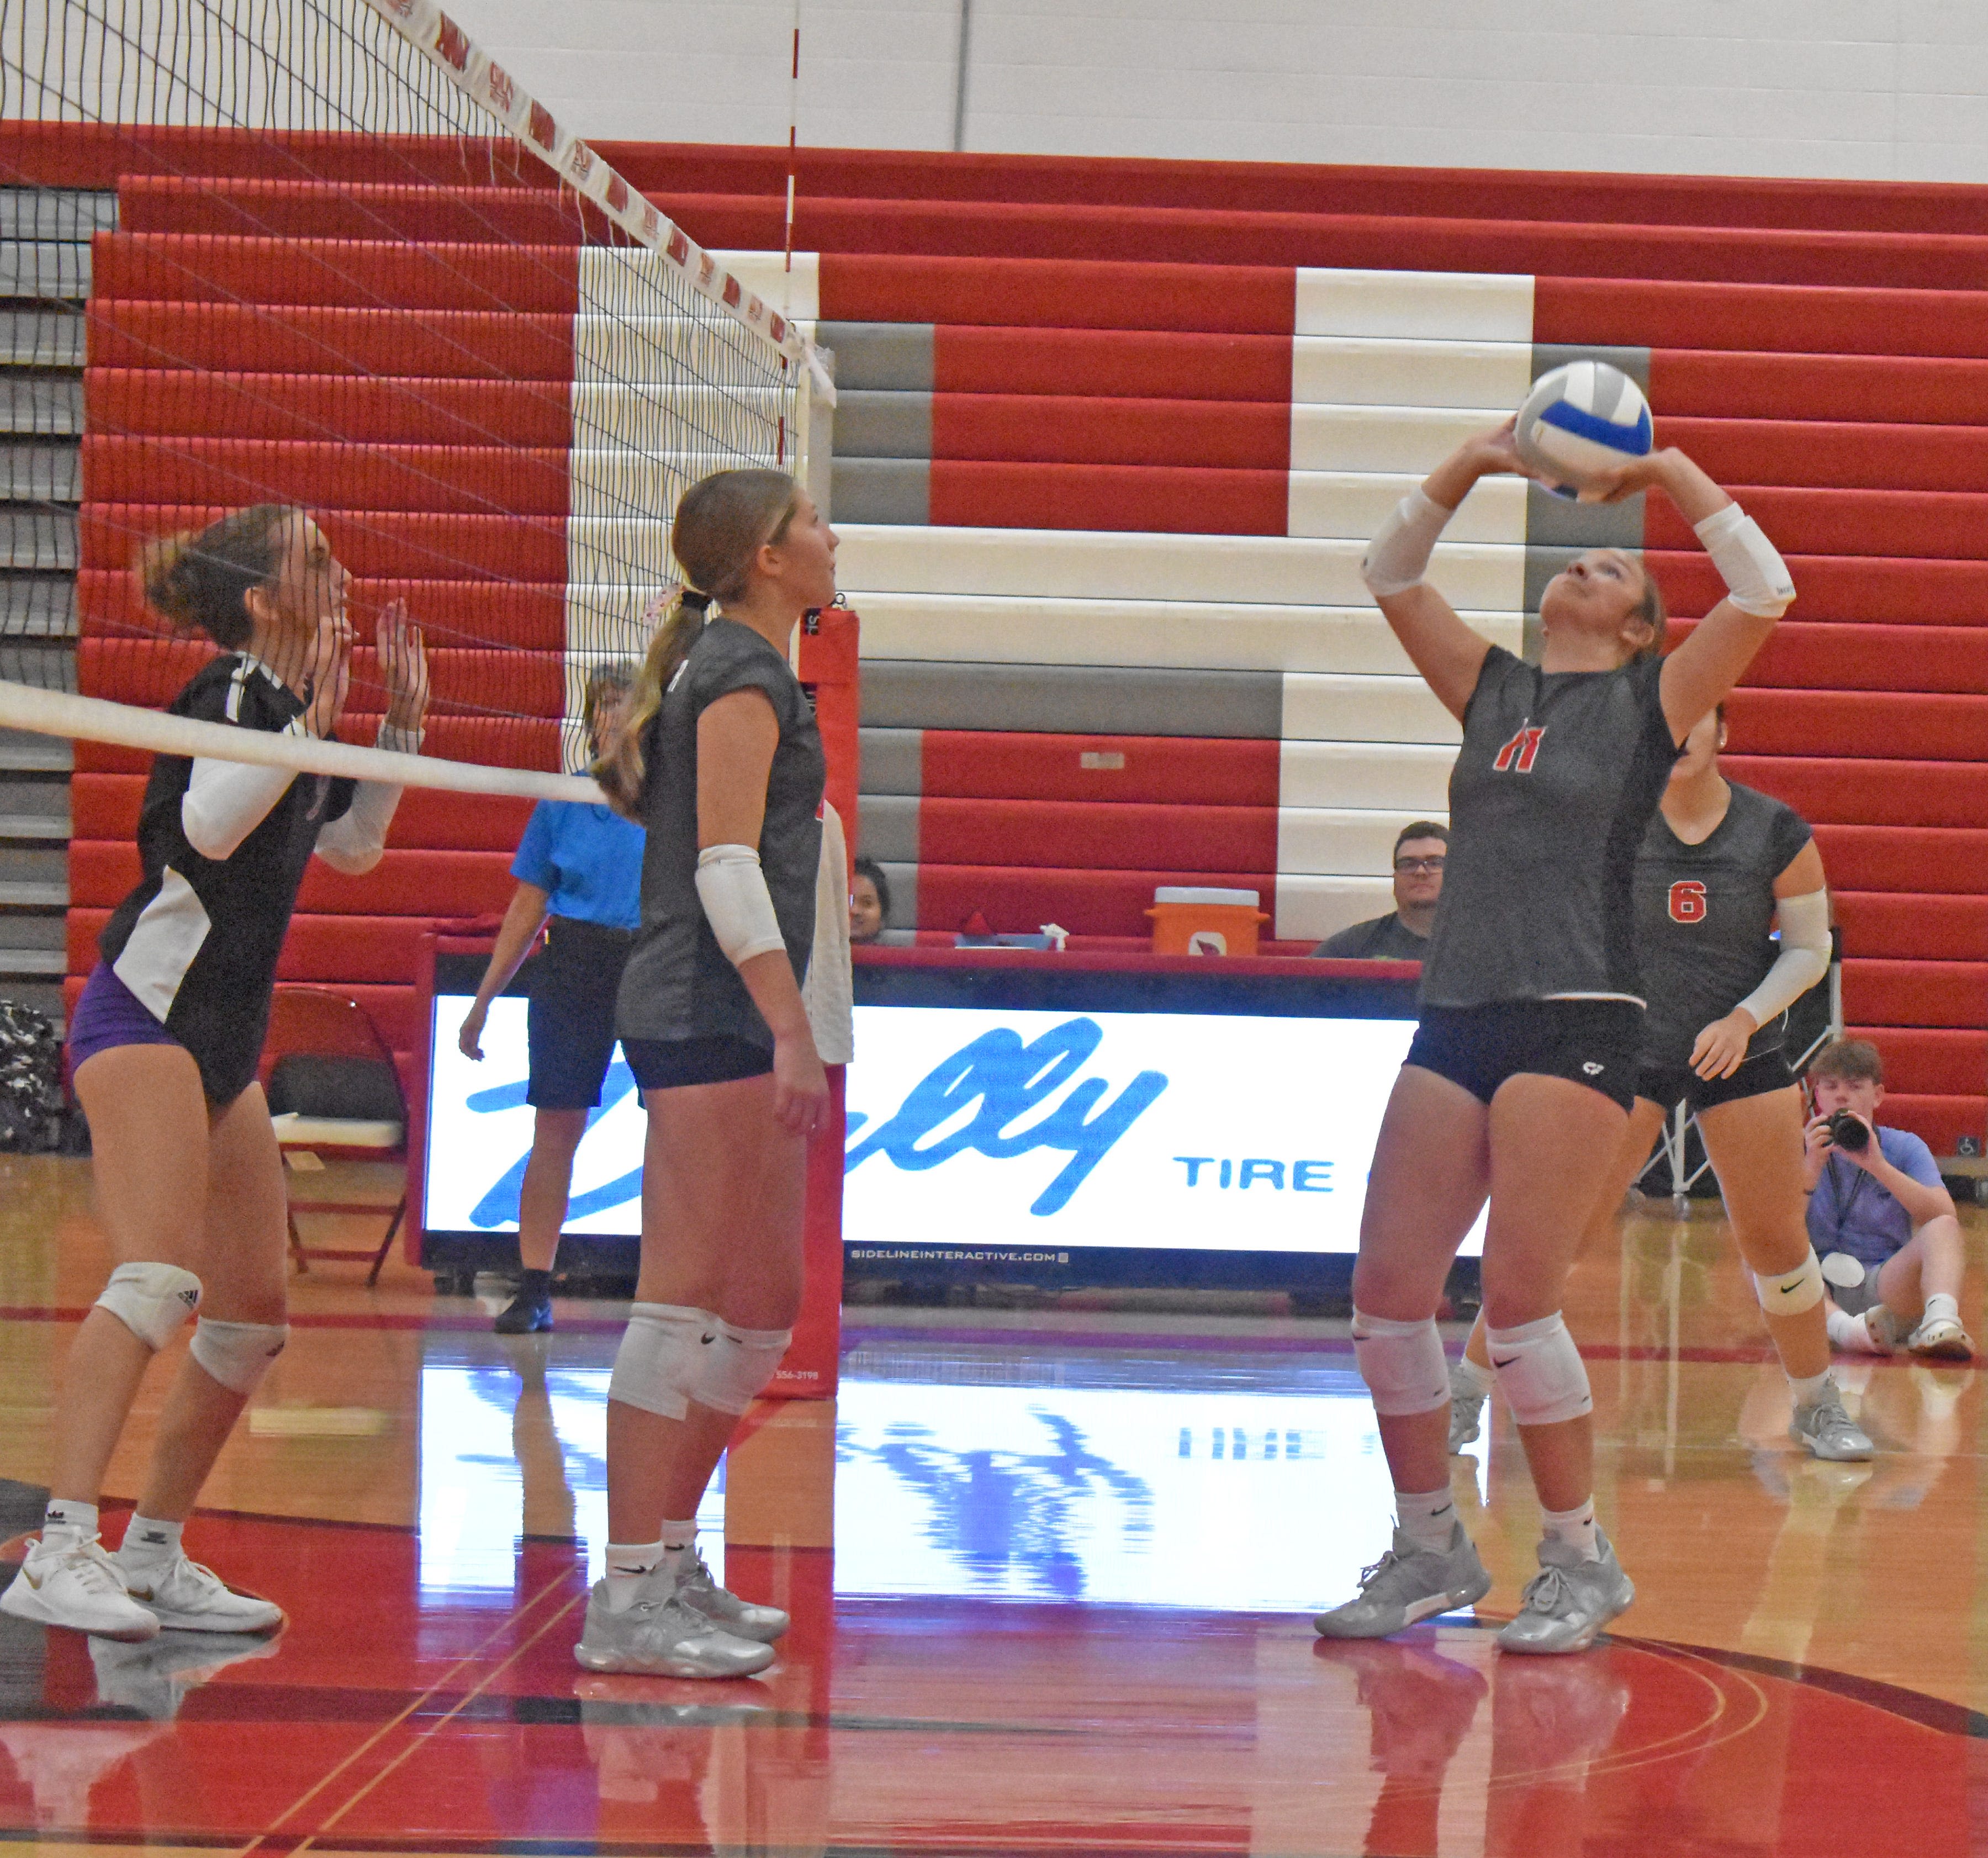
[1669,880,1708,923]
[1493,725,1547,773]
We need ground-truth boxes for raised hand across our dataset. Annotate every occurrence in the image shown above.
[378,598,430,735]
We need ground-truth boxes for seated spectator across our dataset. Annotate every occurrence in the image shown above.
[1806,1037,1974,1360]
[850,856,914,947]
[1312,822,1447,960]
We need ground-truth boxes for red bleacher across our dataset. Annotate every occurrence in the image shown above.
[2,130,1975,1146]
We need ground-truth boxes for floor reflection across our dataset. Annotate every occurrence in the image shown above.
[417,1338,723,1595]
[414,1333,1487,1615]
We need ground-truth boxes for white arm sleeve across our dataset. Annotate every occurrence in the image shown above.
[695,843,789,967]
[801,802,854,1065]
[1360,486,1457,598]
[314,722,421,875]
[1695,502,1795,618]
[1735,889,1831,1028]
[181,728,301,861]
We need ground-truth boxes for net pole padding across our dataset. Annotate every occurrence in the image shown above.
[357,0,835,406]
[797,606,860,883]
[0,678,601,804]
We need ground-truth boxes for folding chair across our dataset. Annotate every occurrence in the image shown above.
[261,988,408,1284]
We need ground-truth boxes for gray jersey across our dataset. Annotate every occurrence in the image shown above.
[616,618,825,1048]
[1420,647,1678,1008]
[1635,780,1813,1069]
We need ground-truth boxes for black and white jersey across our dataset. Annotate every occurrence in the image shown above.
[1420,646,1679,1009]
[617,618,826,1048]
[98,655,406,1104]
[1635,781,1814,1069]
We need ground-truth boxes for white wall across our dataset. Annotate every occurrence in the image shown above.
[444,0,1988,183]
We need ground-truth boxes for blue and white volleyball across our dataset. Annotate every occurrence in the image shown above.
[1514,360,1653,499]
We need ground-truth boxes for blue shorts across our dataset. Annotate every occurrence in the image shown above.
[67,963,181,1074]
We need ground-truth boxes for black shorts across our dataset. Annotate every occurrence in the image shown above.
[622,1033,773,1092]
[1636,1046,1796,1115]
[526,916,635,1111]
[1407,999,1643,1112]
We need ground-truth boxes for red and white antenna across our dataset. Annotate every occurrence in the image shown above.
[783,0,801,316]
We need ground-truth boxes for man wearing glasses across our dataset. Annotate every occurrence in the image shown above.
[1312,822,1449,962]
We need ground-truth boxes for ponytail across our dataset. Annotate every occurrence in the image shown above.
[590,469,800,820]
[592,589,711,819]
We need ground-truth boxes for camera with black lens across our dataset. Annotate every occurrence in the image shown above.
[1826,1109,1871,1154]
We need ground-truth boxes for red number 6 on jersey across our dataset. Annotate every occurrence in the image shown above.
[1669,879,1708,923]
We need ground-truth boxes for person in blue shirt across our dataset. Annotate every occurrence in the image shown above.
[1805,1037,1973,1360]
[460,662,645,1333]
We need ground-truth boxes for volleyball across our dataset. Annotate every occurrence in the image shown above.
[1514,359,1654,499]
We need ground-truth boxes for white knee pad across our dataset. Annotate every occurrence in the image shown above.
[95,1261,203,1350]
[189,1317,289,1395]
[1753,1250,1825,1317]
[608,1303,717,1421]
[1350,1308,1451,1417]
[1487,1313,1593,1427]
[695,1320,793,1416]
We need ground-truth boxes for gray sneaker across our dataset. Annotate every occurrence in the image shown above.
[1448,1363,1489,1453]
[676,1548,789,1644]
[1496,1531,1635,1656]
[1789,1384,1874,1462]
[573,1576,775,1679]
[1313,1523,1492,1640]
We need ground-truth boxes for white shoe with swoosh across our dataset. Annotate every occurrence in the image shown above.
[1,1534,160,1641]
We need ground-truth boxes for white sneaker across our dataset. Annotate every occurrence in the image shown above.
[675,1549,790,1644]
[112,1550,285,1635]
[1,1534,159,1641]
[1906,1313,1975,1362]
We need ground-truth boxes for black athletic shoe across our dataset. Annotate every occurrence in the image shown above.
[494,1290,554,1334]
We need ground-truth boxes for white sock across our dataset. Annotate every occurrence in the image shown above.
[1788,1369,1834,1409]
[1542,1497,1601,1562]
[659,1517,697,1560]
[1394,1486,1458,1554]
[1452,1353,1495,1398]
[118,1514,184,1565]
[602,1539,667,1613]
[1922,1292,1960,1328]
[38,1499,97,1553]
[1827,1305,1881,1353]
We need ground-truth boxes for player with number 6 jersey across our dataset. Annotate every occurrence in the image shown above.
[1313,416,1794,1659]
[1448,703,1864,1466]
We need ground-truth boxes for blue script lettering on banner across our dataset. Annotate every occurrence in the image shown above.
[845,1016,1167,1216]
[464,1059,642,1227]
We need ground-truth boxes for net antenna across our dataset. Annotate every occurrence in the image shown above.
[0,0,831,801]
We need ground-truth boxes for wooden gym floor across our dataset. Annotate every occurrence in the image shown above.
[1,1151,1984,1857]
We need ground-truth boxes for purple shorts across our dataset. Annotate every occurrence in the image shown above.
[67,963,182,1074]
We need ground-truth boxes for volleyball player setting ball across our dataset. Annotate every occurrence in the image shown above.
[583,469,850,1678]
[3,505,427,1641]
[1313,409,1795,1655]
[1450,703,1869,1462]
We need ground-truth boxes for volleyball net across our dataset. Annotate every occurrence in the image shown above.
[0,0,826,800]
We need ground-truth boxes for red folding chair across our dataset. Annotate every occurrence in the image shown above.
[260,988,408,1284]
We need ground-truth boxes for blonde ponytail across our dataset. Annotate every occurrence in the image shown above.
[591,590,710,819]
[589,468,800,821]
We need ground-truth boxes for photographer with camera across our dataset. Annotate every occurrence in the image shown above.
[1805,1038,1973,1360]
